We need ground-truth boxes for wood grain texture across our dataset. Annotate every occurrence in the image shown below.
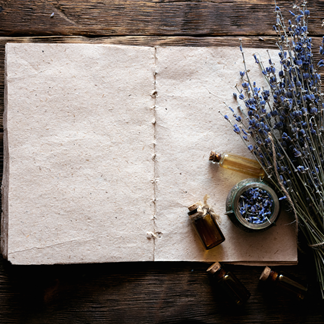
[1,0,324,319]
[1,36,324,323]
[0,256,323,324]
[0,255,323,324]
[0,0,323,37]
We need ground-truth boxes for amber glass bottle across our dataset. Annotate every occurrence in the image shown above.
[188,203,225,250]
[209,151,265,178]
[259,266,308,300]
[207,262,251,305]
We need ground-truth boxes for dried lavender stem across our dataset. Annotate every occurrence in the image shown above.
[269,133,299,232]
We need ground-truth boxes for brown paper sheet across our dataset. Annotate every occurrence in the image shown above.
[2,43,297,265]
[3,44,156,264]
[154,46,297,264]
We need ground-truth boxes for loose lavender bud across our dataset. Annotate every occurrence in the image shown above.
[242,128,248,136]
[320,46,324,55]
[293,148,302,157]
[239,188,274,224]
[233,124,240,134]
[253,54,259,64]
[310,107,318,114]
[317,60,324,67]
[297,166,306,173]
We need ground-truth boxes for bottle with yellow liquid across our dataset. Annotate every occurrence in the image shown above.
[209,151,265,178]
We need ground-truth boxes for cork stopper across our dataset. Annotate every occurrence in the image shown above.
[209,151,222,163]
[188,203,199,212]
[259,266,272,281]
[207,262,221,275]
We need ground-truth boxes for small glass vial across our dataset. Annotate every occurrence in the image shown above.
[207,262,251,305]
[188,203,225,250]
[209,151,265,178]
[259,266,308,300]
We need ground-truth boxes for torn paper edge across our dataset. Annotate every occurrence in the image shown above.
[1,44,10,259]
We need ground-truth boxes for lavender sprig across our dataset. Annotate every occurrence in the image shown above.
[222,1,324,298]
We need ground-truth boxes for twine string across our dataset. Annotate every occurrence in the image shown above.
[195,194,221,223]
[308,241,324,249]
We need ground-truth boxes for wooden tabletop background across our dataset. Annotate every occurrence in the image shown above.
[1,0,324,323]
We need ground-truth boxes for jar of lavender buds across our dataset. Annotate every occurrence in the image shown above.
[225,178,280,232]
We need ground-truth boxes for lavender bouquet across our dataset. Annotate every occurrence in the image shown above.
[224,1,324,297]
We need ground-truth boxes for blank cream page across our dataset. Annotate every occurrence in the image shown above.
[154,46,297,264]
[3,44,155,264]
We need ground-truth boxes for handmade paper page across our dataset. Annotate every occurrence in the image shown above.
[2,43,155,264]
[154,46,297,264]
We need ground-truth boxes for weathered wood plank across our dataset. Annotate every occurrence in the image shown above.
[0,258,323,323]
[0,1,323,37]
[0,35,280,49]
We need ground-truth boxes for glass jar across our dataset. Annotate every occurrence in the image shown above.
[225,178,280,231]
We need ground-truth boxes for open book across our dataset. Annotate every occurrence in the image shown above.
[1,43,297,265]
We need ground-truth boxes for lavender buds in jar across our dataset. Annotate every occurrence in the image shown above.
[225,178,280,231]
[239,187,273,225]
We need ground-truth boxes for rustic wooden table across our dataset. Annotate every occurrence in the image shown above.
[1,1,324,323]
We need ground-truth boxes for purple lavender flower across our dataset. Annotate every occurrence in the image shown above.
[253,54,259,64]
[238,188,274,224]
[233,124,240,134]
[221,4,324,296]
